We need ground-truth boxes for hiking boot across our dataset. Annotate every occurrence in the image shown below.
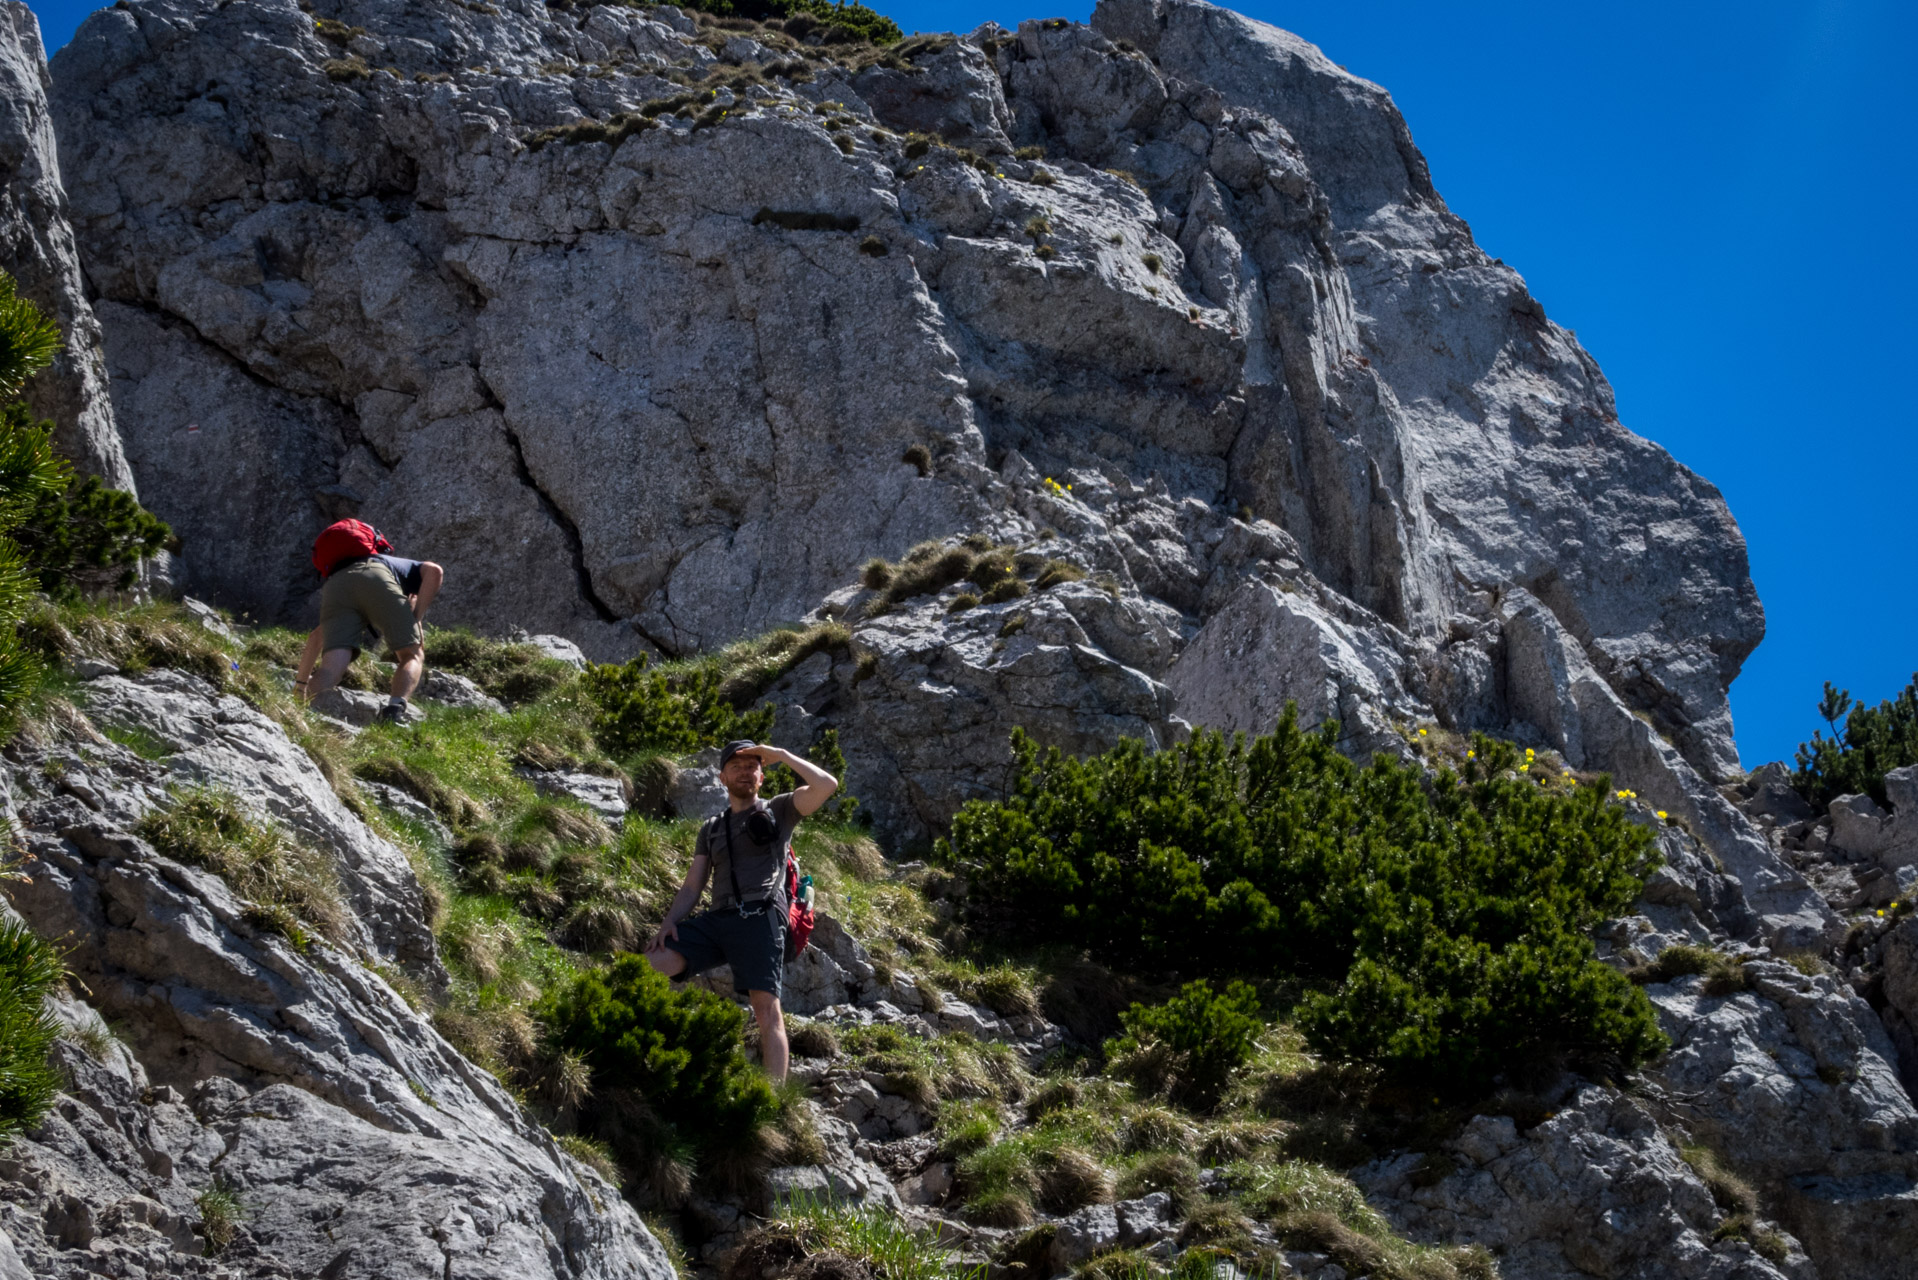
[375,701,409,725]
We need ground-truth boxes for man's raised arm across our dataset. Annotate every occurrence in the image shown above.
[747,745,838,817]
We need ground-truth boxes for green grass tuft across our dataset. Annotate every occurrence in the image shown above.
[137,788,350,946]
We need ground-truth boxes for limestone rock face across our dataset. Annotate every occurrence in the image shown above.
[1646,960,1918,1277]
[0,678,673,1279]
[0,1,133,487]
[1091,0,1762,786]
[79,668,442,978]
[33,0,1798,942]
[47,0,1760,796]
[1165,576,1419,760]
[1355,1086,1803,1280]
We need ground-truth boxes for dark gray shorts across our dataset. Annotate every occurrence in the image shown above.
[667,906,785,1000]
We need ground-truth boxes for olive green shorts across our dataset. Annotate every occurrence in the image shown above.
[319,560,422,656]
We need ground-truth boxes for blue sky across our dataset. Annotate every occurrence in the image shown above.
[25,0,1917,769]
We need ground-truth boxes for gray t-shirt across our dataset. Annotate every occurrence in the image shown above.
[697,794,801,911]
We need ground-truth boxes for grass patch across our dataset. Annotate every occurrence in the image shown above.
[559,1133,624,1187]
[195,1176,245,1255]
[1628,944,1749,996]
[739,1190,981,1280]
[1240,1160,1492,1279]
[101,723,172,760]
[1681,1143,1758,1217]
[137,788,349,947]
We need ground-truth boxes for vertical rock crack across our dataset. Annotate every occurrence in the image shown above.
[499,424,620,624]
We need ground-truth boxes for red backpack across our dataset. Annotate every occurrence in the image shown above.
[311,519,391,578]
[783,851,816,962]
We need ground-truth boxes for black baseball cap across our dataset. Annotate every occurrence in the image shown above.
[719,740,759,768]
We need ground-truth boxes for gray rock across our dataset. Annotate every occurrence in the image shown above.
[667,748,727,821]
[519,767,629,825]
[1051,1192,1171,1269]
[417,667,506,713]
[1355,1085,1796,1280]
[75,669,441,978]
[0,818,671,1279]
[1646,959,1918,1278]
[1093,0,1761,786]
[179,596,238,640]
[519,633,590,670]
[0,0,134,489]
[1496,587,1836,948]
[1741,762,1816,826]
[853,39,1012,153]
[1830,770,1918,868]
[311,686,423,727]
[357,778,452,850]
[1872,915,1918,1099]
[835,591,1180,841]
[45,0,1762,827]
[1166,576,1418,758]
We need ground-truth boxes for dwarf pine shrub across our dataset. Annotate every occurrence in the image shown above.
[12,473,172,600]
[946,710,1667,1096]
[541,955,776,1182]
[583,656,775,757]
[1792,675,1918,809]
[1104,980,1262,1112]
[0,920,63,1142]
[0,271,99,715]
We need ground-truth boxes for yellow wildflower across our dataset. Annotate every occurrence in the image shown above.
[1466,750,1475,759]
[1656,810,1668,820]
[1417,728,1428,737]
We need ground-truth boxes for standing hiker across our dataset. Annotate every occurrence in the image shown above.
[644,739,838,1082]
[295,519,443,724]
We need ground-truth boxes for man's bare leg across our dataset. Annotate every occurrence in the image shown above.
[308,647,355,699]
[294,628,324,703]
[390,643,424,701]
[747,989,789,1083]
[645,947,688,978]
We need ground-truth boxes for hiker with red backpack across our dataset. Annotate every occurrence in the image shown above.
[294,519,444,724]
[644,739,833,1082]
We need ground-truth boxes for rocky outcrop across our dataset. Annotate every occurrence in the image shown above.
[1355,1086,1804,1280]
[0,673,674,1278]
[1645,959,1918,1278]
[8,2,1880,1274]
[0,0,133,488]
